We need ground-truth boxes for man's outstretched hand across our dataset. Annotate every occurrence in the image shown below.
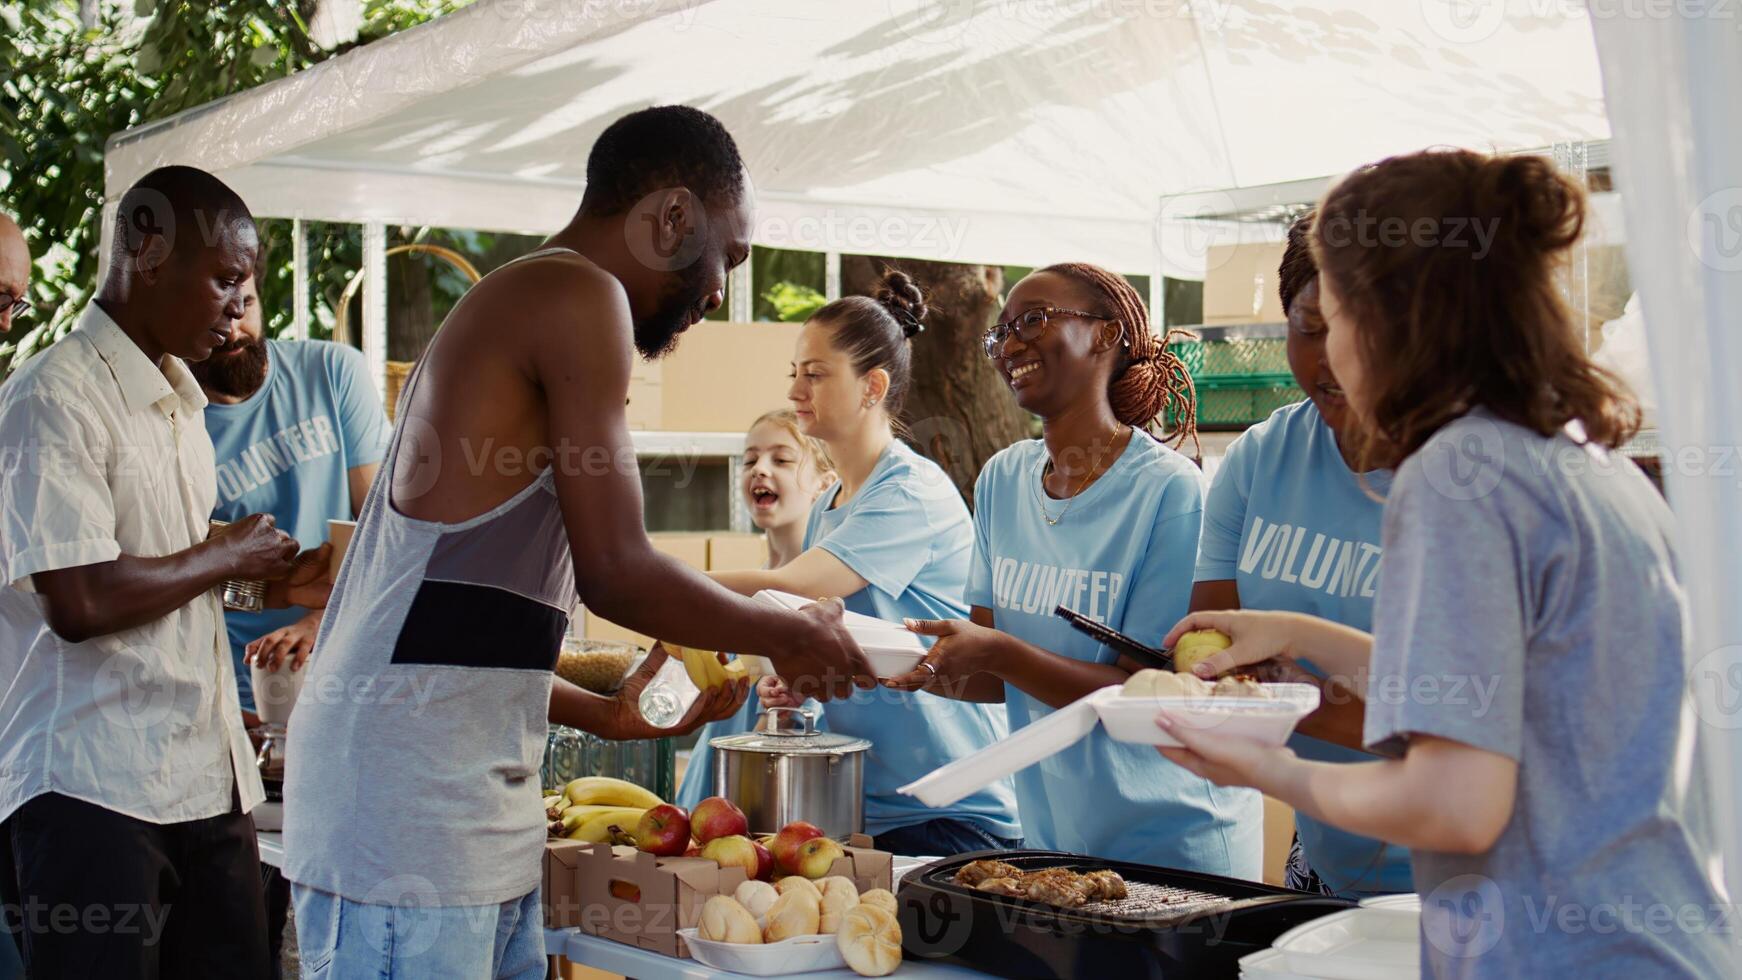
[763,597,875,702]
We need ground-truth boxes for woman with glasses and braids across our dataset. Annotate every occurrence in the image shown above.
[887,263,1262,877]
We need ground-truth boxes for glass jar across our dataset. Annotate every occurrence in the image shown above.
[542,724,676,800]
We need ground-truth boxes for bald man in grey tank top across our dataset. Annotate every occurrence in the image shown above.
[284,107,872,978]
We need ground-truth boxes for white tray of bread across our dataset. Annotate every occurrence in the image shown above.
[682,876,903,977]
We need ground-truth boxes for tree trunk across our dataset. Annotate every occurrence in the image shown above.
[386,251,437,363]
[840,256,1032,506]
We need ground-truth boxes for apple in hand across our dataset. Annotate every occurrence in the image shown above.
[752,839,776,881]
[633,804,692,857]
[791,836,846,879]
[691,796,750,844]
[700,834,760,879]
[771,821,826,875]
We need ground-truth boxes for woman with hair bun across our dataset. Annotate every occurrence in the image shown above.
[887,263,1262,877]
[710,271,1021,858]
[1158,149,1731,977]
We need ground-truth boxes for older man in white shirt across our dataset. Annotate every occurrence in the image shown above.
[0,167,324,980]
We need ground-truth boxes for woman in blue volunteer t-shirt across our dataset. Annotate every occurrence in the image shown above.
[886,263,1261,877]
[1188,213,1412,897]
[709,271,1021,858]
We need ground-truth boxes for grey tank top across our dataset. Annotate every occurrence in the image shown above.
[284,248,578,906]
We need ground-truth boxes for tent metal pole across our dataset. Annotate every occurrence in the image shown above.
[362,222,388,401]
[291,218,310,341]
[729,255,752,322]
[825,252,841,300]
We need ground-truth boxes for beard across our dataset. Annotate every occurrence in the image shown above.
[188,333,269,398]
[633,265,710,360]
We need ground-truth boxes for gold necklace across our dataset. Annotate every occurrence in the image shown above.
[1035,426,1127,526]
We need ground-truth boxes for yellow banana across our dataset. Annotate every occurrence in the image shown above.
[566,808,647,843]
[563,776,664,810]
[672,646,731,690]
[722,658,748,681]
[560,805,645,833]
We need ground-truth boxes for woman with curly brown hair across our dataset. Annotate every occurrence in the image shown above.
[887,263,1263,877]
[1158,149,1732,977]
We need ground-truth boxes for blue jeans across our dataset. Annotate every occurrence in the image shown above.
[873,818,1022,858]
[291,883,544,980]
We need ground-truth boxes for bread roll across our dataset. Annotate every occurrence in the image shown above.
[1122,668,1211,698]
[775,876,821,900]
[698,895,761,945]
[817,876,859,903]
[762,890,821,942]
[836,903,902,976]
[858,888,898,915]
[734,879,778,919]
[818,881,859,934]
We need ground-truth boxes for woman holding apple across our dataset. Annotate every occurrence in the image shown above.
[676,409,835,811]
[1155,150,1730,977]
[708,271,1021,858]
[885,263,1262,879]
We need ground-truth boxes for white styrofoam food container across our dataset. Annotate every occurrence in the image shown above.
[677,928,846,976]
[1269,905,1422,980]
[754,589,926,677]
[1096,683,1320,747]
[899,684,1319,807]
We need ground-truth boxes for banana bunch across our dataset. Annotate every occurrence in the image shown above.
[671,645,748,691]
[544,777,664,840]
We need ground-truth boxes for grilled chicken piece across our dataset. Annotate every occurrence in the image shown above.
[955,859,1023,887]
[974,877,1025,897]
[1080,870,1128,901]
[1020,873,1090,908]
[1212,674,1267,698]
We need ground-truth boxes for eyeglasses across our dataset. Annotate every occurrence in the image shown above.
[1,293,30,321]
[981,307,1115,358]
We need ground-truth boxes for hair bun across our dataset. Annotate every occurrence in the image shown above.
[1490,155,1583,252]
[875,270,928,339]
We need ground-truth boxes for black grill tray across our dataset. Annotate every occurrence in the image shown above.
[895,849,1354,979]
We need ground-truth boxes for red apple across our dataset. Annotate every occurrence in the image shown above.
[691,796,750,844]
[684,844,702,858]
[632,804,691,857]
[792,836,846,879]
[699,834,760,879]
[752,840,775,881]
[771,821,826,875]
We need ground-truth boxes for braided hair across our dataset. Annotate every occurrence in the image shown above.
[1037,263,1200,460]
[1278,209,1317,316]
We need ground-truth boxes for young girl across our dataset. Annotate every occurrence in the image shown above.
[675,410,833,809]
[709,272,1021,857]
[1158,150,1731,976]
[887,263,1262,878]
[1189,214,1413,897]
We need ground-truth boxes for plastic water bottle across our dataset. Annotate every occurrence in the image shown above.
[637,653,700,729]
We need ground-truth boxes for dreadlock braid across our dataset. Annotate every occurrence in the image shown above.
[1037,262,1201,460]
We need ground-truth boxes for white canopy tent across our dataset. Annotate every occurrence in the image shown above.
[104,0,1609,279]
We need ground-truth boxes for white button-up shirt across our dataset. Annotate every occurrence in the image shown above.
[0,302,264,825]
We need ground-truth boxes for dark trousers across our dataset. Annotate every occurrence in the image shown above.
[0,791,269,980]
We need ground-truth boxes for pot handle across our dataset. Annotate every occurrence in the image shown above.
[762,705,818,736]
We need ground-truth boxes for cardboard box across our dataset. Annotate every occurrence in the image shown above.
[707,533,768,572]
[573,836,893,959]
[1203,241,1287,326]
[582,534,713,648]
[660,322,803,433]
[545,839,590,929]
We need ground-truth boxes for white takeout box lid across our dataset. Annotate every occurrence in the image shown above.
[754,589,924,652]
[898,684,1320,807]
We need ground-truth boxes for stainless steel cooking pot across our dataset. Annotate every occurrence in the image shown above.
[711,706,869,837]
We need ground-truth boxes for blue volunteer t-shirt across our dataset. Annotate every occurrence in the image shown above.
[803,440,1020,839]
[205,340,390,711]
[1196,400,1411,895]
[969,432,1261,876]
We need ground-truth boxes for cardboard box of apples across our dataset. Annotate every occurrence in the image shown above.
[556,791,893,963]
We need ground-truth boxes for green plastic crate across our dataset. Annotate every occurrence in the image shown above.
[1166,335,1305,428]
[1168,336,1293,381]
